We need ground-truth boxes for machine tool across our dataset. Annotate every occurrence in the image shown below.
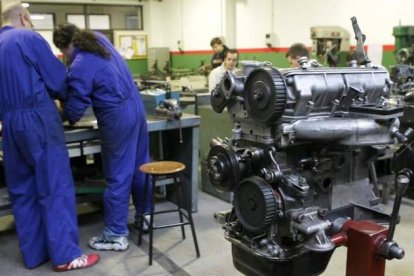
[143,47,208,93]
[378,25,414,199]
[389,26,414,125]
[207,17,412,276]
[140,80,181,115]
[140,81,184,143]
[141,57,208,114]
[310,26,350,67]
[389,26,414,95]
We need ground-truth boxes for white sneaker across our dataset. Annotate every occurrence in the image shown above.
[143,215,151,231]
[88,236,129,251]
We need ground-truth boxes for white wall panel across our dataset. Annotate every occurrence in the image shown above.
[235,0,273,48]
[272,0,413,46]
[181,0,222,50]
[144,0,181,49]
[6,0,414,49]
[145,0,222,51]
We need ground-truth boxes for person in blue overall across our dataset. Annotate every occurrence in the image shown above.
[0,4,99,272]
[53,24,151,251]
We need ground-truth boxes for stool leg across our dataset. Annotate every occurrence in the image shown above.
[175,174,186,239]
[148,176,156,265]
[187,208,200,258]
[138,173,149,246]
[138,215,144,245]
[180,174,200,258]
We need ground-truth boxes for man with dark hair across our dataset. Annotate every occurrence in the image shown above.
[0,4,99,272]
[285,43,309,68]
[209,49,239,92]
[200,36,229,73]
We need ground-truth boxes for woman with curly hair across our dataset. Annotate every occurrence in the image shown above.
[53,24,151,251]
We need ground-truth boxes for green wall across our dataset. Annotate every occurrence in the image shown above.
[239,52,289,67]
[171,53,212,70]
[126,59,148,76]
[170,50,398,71]
[382,51,396,69]
[171,52,288,70]
[126,49,398,76]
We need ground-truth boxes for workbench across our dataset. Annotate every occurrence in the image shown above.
[0,113,201,216]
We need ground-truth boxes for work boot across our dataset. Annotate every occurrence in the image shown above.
[88,235,129,251]
[53,254,100,272]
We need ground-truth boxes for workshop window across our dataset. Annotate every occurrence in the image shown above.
[67,14,86,29]
[88,15,111,30]
[30,13,54,30]
[24,3,144,42]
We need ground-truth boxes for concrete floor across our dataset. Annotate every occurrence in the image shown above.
[0,191,413,276]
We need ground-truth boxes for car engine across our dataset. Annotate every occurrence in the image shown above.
[206,17,412,276]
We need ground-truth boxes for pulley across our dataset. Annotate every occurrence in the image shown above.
[207,144,241,192]
[234,176,278,232]
[244,67,287,124]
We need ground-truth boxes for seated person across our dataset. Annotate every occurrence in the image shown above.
[208,49,239,92]
[285,43,309,68]
[200,37,229,73]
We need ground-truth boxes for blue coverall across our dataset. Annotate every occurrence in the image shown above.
[0,27,82,268]
[64,32,151,238]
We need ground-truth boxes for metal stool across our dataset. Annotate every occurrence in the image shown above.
[138,161,200,265]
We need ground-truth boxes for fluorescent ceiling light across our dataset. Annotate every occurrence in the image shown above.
[22,3,30,8]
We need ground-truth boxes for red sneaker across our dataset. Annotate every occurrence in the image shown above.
[53,253,100,272]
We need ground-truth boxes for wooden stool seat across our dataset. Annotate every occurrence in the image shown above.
[139,161,186,175]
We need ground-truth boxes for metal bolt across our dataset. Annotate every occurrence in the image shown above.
[297,214,305,222]
[253,90,263,101]
[318,208,328,217]
[248,199,256,210]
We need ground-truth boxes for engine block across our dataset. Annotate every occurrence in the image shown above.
[206,59,404,275]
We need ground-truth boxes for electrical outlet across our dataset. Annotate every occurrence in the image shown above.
[177,40,184,51]
[265,33,278,48]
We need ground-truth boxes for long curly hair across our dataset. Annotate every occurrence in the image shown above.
[53,24,110,59]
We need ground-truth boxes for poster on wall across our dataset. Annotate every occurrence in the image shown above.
[113,30,148,59]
